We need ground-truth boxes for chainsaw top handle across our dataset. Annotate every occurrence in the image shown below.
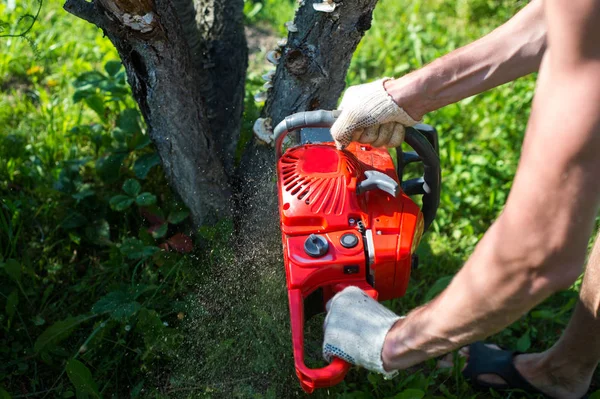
[274,109,342,158]
[273,110,440,231]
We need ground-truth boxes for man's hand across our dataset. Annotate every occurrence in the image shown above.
[330,78,419,149]
[322,286,402,377]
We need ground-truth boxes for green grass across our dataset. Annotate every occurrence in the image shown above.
[1,0,599,398]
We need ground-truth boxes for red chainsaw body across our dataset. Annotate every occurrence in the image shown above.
[277,141,423,393]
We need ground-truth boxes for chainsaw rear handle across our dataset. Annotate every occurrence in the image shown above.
[288,284,378,393]
[273,110,441,231]
[288,289,350,393]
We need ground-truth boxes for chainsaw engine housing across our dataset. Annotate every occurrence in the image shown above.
[278,142,422,303]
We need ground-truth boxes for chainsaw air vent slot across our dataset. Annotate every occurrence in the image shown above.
[298,188,310,200]
[280,147,364,215]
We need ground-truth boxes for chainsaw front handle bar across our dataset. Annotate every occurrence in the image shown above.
[273,110,441,231]
[274,110,342,159]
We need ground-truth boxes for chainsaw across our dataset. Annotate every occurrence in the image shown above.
[273,110,441,393]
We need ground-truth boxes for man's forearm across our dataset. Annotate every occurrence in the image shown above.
[385,0,546,120]
[382,0,600,371]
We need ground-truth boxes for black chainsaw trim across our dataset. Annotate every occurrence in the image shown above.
[398,125,441,232]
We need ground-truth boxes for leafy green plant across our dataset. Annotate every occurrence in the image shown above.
[0,56,192,397]
[2,0,600,397]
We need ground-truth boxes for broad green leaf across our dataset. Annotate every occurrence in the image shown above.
[128,131,151,151]
[367,372,381,386]
[167,210,189,225]
[3,259,21,283]
[85,219,111,245]
[72,71,106,88]
[72,188,95,202]
[84,95,106,122]
[131,284,158,299]
[531,310,556,320]
[66,359,100,399]
[133,153,161,179]
[117,109,141,134]
[69,232,81,245]
[122,179,141,197]
[136,192,156,207]
[394,389,424,399]
[0,387,11,399]
[516,329,531,352]
[137,309,182,357]
[104,60,122,77]
[588,390,600,399]
[34,315,86,353]
[112,127,130,143]
[130,380,144,398]
[150,223,168,239]
[424,275,453,302]
[92,290,142,321]
[120,238,159,259]
[95,152,127,183]
[109,195,134,211]
[6,290,18,318]
[73,88,96,103]
[245,2,262,19]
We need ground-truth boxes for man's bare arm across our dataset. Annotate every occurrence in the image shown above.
[382,0,600,371]
[385,0,546,120]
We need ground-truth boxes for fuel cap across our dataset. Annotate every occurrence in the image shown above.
[304,234,329,257]
[340,233,359,248]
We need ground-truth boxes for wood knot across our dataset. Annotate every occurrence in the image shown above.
[356,9,374,32]
[284,49,309,76]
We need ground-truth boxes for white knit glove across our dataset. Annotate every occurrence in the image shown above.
[322,286,402,378]
[331,78,420,149]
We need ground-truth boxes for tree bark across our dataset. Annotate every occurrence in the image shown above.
[265,0,378,127]
[172,0,248,175]
[63,0,244,226]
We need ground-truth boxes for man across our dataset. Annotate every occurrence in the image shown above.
[322,1,600,398]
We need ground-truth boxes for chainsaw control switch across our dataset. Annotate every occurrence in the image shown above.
[356,170,399,197]
[340,233,359,248]
[304,234,329,257]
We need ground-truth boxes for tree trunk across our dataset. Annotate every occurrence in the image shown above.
[237,0,379,245]
[265,1,378,127]
[63,0,247,226]
[172,0,248,175]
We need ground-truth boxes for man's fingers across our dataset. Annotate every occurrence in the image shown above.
[359,126,379,144]
[371,123,394,147]
[352,128,365,142]
[386,123,406,148]
[331,113,354,149]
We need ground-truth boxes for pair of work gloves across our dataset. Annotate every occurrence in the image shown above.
[322,78,419,377]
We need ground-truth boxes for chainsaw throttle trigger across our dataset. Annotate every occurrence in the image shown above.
[356,170,399,197]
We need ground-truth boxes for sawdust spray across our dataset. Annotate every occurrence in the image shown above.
[156,155,313,398]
